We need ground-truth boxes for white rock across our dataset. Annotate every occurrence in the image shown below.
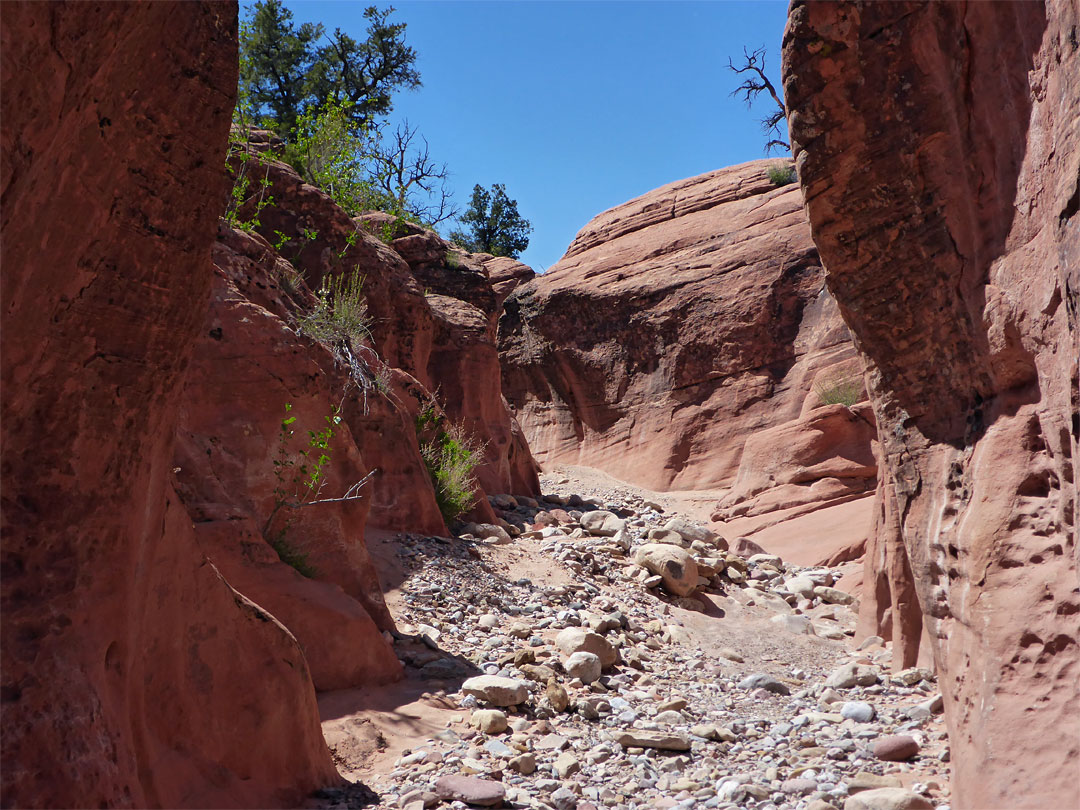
[632,543,699,597]
[555,627,618,668]
[564,651,602,684]
[785,576,818,599]
[461,675,529,707]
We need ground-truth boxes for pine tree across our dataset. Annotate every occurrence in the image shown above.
[239,1,419,138]
[449,184,532,258]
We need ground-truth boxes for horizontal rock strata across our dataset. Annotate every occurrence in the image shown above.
[500,161,859,494]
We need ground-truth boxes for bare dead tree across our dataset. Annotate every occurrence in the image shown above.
[371,120,458,225]
[727,46,790,155]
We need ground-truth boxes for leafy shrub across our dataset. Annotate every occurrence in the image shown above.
[415,404,484,524]
[224,141,276,232]
[299,268,371,351]
[263,400,374,576]
[263,402,340,576]
[766,162,797,187]
[814,374,863,407]
[284,101,390,216]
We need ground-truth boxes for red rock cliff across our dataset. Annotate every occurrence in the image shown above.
[500,162,858,493]
[1,3,341,807]
[783,1,1079,807]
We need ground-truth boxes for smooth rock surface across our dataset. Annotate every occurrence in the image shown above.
[461,676,529,707]
[500,163,856,492]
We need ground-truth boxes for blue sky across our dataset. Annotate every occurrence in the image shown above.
[263,1,791,271]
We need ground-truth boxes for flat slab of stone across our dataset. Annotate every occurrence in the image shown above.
[613,730,691,751]
[847,771,903,794]
[461,675,529,707]
[843,787,933,810]
[435,774,506,806]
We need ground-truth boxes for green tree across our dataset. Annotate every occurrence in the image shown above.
[284,100,388,215]
[307,7,421,126]
[239,1,419,138]
[449,184,532,258]
[239,0,323,135]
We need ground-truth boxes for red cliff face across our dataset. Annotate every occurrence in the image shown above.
[783,2,1079,807]
[1,3,339,807]
[232,156,541,525]
[173,149,547,693]
[500,162,859,495]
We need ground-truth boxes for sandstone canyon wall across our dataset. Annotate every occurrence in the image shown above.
[171,152,543,695]
[0,3,340,807]
[500,162,865,504]
[783,1,1079,807]
[1,3,543,806]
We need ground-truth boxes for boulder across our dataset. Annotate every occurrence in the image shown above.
[730,536,768,557]
[815,585,855,606]
[465,523,513,544]
[434,775,506,807]
[613,731,691,751]
[470,710,508,734]
[873,735,920,762]
[662,517,721,547]
[461,676,529,707]
[646,528,690,547]
[632,543,699,597]
[843,789,933,810]
[580,510,627,536]
[737,673,791,695]
[563,651,602,684]
[554,628,617,669]
[825,663,879,689]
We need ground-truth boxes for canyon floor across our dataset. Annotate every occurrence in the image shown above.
[306,467,951,810]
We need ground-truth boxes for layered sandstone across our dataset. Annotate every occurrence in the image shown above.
[500,162,858,495]
[784,2,1079,807]
[0,3,339,807]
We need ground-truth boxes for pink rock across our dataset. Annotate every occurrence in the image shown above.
[730,536,768,558]
[873,735,920,762]
[435,775,506,806]
[0,4,340,807]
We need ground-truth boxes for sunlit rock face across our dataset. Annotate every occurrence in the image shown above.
[500,161,858,494]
